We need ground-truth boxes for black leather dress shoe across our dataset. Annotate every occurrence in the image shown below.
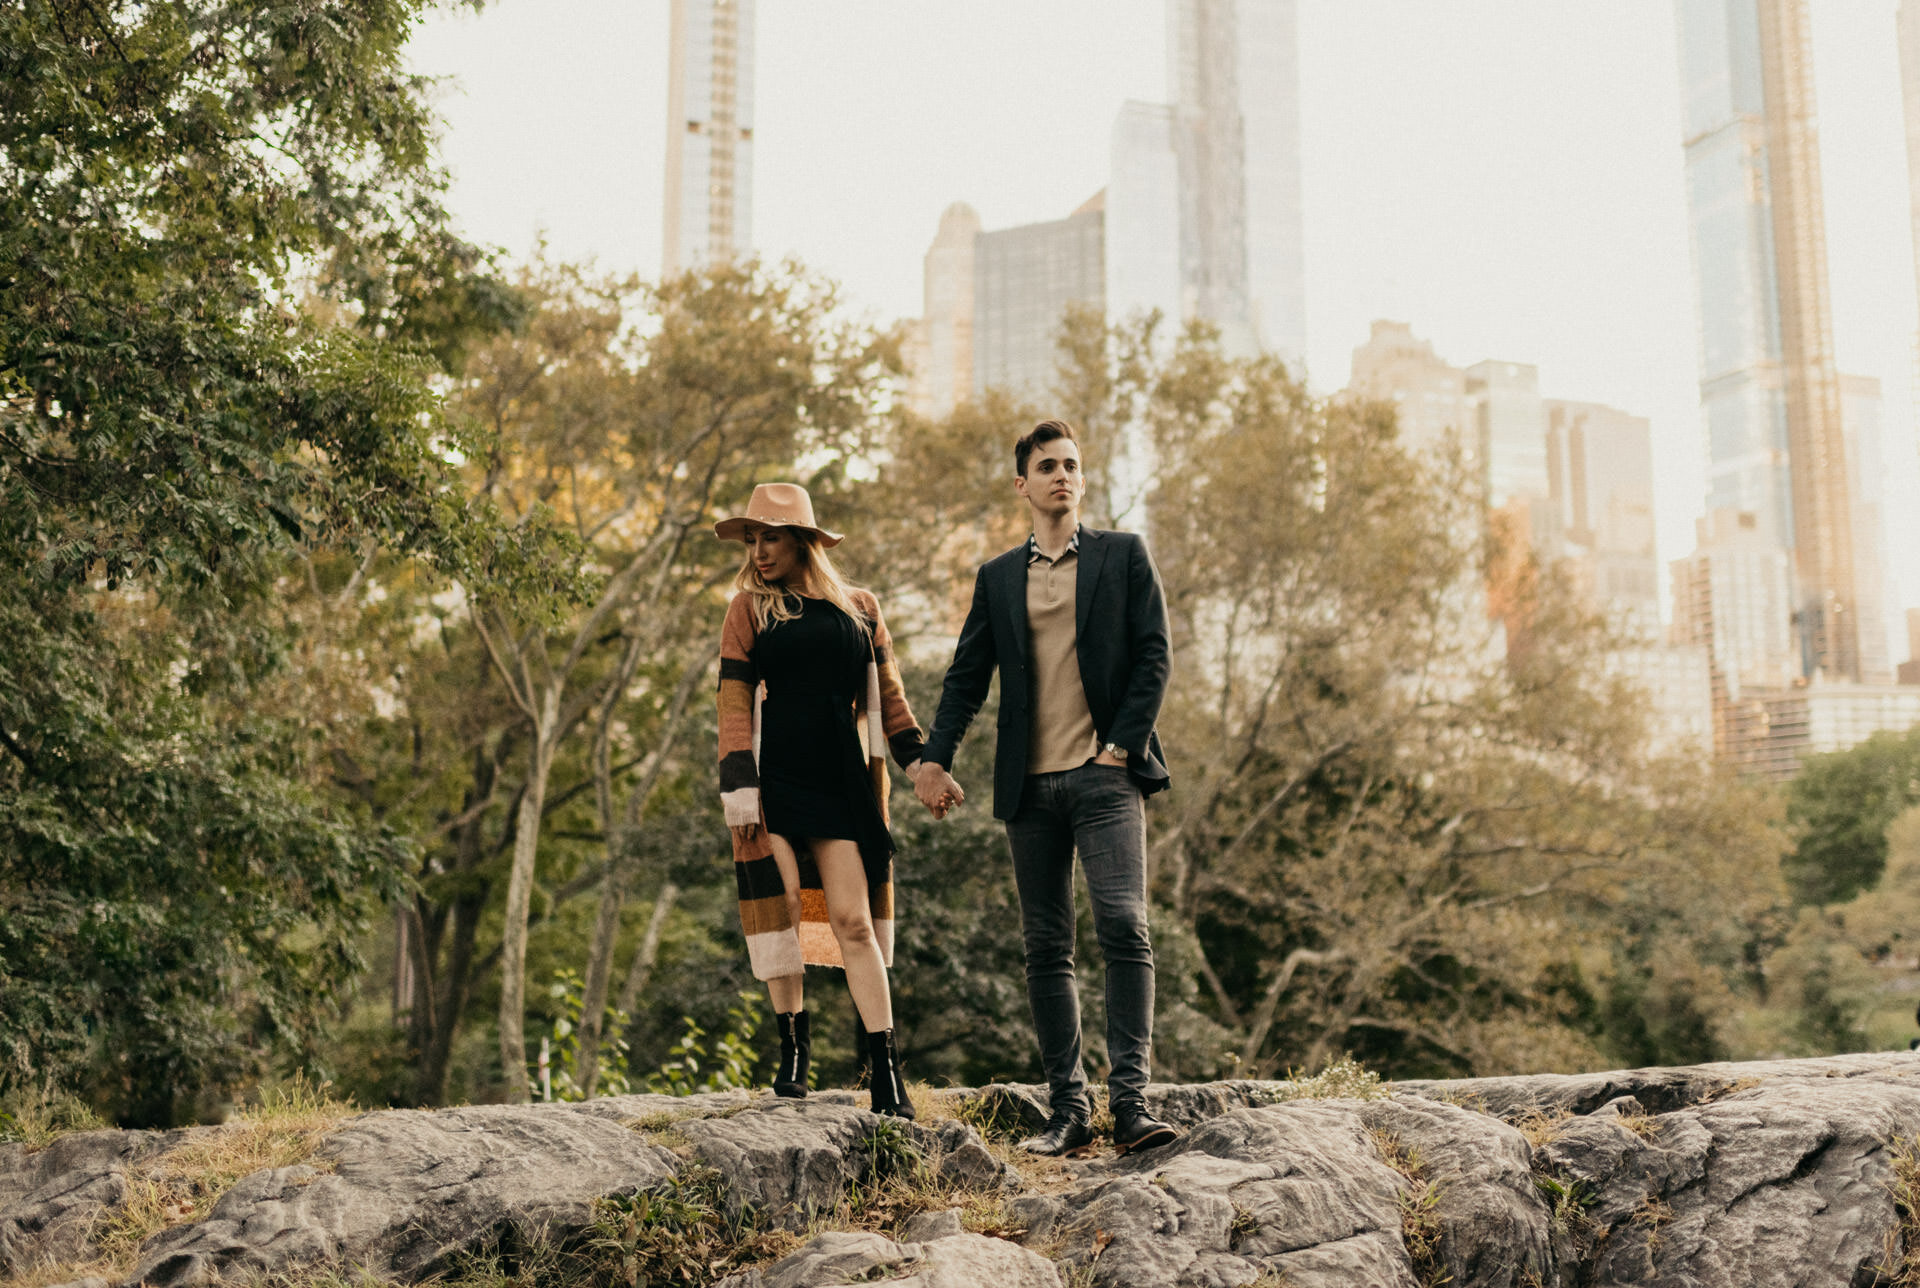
[1112,1110,1179,1156]
[1018,1114,1095,1156]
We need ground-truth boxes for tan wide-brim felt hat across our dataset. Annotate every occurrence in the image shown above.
[712,482,845,547]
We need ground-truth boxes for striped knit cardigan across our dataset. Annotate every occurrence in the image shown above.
[718,587,925,981]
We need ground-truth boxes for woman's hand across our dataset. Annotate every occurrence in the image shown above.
[731,822,761,843]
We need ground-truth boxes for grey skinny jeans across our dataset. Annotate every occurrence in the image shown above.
[1004,761,1155,1121]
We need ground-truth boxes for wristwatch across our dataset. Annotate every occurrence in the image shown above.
[1102,742,1127,762]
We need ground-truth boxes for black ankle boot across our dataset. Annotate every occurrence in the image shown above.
[773,1010,810,1099]
[864,1028,915,1120]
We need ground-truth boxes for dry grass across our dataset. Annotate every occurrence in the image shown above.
[1613,1111,1662,1141]
[0,1083,107,1150]
[96,1078,356,1266]
[1878,1136,1920,1286]
[1511,1107,1572,1149]
[1704,1076,1762,1102]
[1366,1127,1451,1288]
[6,1077,357,1288]
[1630,1195,1674,1254]
[1255,1056,1389,1105]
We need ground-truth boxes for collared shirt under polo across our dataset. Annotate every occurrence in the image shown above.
[1025,526,1100,774]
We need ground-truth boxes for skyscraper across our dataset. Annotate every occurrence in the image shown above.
[1347,321,1472,458]
[1898,1,1920,365]
[904,203,980,421]
[1839,374,1893,684]
[1673,0,1859,679]
[1546,400,1661,631]
[971,196,1105,402]
[1671,508,1798,720]
[1465,360,1550,512]
[1166,0,1305,361]
[1106,102,1184,333]
[663,0,754,276]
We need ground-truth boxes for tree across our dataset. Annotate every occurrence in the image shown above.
[447,256,899,1102]
[1783,727,1920,907]
[0,0,557,1122]
[1119,320,1782,1077]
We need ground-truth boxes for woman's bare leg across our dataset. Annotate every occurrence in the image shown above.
[764,834,807,1013]
[810,838,893,1032]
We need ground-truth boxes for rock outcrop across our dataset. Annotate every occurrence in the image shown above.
[6,1052,1920,1287]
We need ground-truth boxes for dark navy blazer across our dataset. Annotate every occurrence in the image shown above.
[923,527,1172,820]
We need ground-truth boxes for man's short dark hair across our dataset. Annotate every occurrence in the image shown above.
[1014,419,1079,478]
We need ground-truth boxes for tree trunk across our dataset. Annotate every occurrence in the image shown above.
[498,700,559,1103]
[573,826,631,1098]
[417,888,484,1104]
[617,882,679,1029]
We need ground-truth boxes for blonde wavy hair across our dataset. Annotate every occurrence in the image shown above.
[732,526,874,643]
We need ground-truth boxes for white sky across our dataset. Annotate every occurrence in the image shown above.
[408,0,1920,657]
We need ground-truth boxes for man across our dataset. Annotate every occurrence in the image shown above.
[915,419,1178,1157]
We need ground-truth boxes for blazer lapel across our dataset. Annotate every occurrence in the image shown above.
[1075,529,1108,640]
[999,548,1029,644]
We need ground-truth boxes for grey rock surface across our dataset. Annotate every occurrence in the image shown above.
[127,1104,680,1287]
[10,1052,1920,1288]
[674,1101,1010,1229]
[1045,1099,1421,1288]
[0,1128,190,1274]
[1537,1074,1920,1287]
[713,1228,1063,1288]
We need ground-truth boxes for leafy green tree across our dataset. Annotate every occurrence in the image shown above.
[1783,727,1920,906]
[0,0,556,1122]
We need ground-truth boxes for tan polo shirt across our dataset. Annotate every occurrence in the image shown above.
[1026,547,1101,773]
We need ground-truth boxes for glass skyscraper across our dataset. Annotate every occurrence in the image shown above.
[1674,0,1860,680]
[1167,0,1305,363]
[663,0,755,276]
[971,199,1106,403]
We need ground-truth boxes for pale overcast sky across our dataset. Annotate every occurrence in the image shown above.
[407,1,1920,652]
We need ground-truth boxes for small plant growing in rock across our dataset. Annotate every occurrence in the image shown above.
[1511,1107,1572,1148]
[1368,1127,1451,1287]
[857,1118,927,1188]
[1534,1171,1601,1259]
[1229,1203,1262,1250]
[952,1086,1031,1140]
[1614,1110,1662,1141]
[1252,1055,1388,1104]
[587,1166,796,1286]
[93,1074,358,1270]
[1630,1194,1674,1253]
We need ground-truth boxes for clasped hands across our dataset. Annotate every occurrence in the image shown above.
[907,747,1128,820]
[907,760,964,819]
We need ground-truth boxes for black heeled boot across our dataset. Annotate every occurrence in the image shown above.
[864,1028,915,1120]
[773,1010,810,1099]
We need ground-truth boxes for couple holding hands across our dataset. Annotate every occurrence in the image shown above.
[714,418,1178,1158]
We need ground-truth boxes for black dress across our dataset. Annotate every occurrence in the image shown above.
[755,595,894,879]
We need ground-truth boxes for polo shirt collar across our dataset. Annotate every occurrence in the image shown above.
[1026,524,1082,566]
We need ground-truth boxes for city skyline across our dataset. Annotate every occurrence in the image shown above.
[405,1,1919,665]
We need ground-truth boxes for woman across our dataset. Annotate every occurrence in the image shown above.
[714,482,933,1118]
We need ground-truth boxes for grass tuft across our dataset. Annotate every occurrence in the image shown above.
[1254,1056,1388,1104]
[1511,1108,1572,1148]
[0,1082,107,1149]
[93,1075,358,1269]
[1368,1127,1451,1287]
[1878,1136,1920,1287]
[1613,1111,1662,1141]
[1630,1194,1674,1255]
